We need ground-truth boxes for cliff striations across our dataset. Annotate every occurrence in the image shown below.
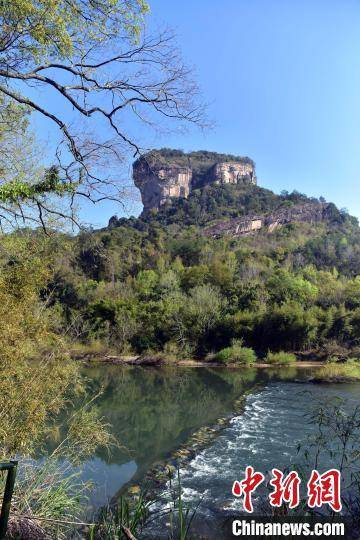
[133,149,256,213]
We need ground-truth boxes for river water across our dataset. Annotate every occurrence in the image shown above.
[44,365,359,537]
[144,380,359,539]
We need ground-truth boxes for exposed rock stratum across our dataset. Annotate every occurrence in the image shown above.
[133,149,256,213]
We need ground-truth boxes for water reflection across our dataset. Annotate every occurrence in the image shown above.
[43,365,318,508]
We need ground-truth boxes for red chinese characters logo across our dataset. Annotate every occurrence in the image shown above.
[232,467,342,513]
[307,469,342,512]
[269,468,301,509]
[232,466,265,513]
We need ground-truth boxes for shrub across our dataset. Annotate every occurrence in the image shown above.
[215,340,257,365]
[326,355,340,364]
[317,360,360,381]
[265,351,297,365]
[162,341,183,361]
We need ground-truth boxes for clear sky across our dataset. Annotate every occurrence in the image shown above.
[35,0,360,226]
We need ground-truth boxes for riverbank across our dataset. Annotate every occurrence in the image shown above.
[70,349,360,382]
[72,352,326,372]
[71,349,324,368]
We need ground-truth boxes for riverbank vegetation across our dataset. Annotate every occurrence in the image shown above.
[44,181,360,369]
[316,359,360,381]
[212,340,257,365]
[0,234,114,538]
[264,351,297,365]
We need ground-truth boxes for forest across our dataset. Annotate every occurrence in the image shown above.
[47,181,360,362]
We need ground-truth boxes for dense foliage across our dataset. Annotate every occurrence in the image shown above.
[49,182,360,359]
[0,233,113,459]
[214,340,257,365]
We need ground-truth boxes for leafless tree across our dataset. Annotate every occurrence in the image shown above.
[0,14,207,228]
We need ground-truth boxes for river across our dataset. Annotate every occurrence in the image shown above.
[43,365,359,537]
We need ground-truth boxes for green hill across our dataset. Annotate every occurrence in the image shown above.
[50,180,360,360]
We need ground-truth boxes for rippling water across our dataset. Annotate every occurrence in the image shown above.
[39,366,359,537]
[145,381,360,539]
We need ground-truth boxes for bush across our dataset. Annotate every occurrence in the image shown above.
[162,341,183,361]
[214,340,257,365]
[317,360,360,381]
[265,351,297,365]
[326,355,340,364]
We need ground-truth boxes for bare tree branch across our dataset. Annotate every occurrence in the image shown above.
[0,1,208,230]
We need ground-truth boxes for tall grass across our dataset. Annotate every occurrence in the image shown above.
[265,351,297,365]
[9,459,89,539]
[91,494,154,539]
[167,469,201,540]
[88,469,200,540]
[316,359,360,380]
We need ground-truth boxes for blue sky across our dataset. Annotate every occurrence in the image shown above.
[35,0,360,226]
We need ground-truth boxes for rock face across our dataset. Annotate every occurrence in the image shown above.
[133,150,256,213]
[212,162,256,185]
[133,158,192,213]
[204,203,332,238]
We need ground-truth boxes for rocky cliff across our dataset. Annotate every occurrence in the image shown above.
[133,149,256,213]
[204,202,332,238]
[133,159,192,213]
[129,149,342,238]
[211,162,255,185]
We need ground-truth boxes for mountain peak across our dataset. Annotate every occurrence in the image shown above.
[133,149,256,213]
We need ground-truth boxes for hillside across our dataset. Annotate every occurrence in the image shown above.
[110,182,345,229]
[46,169,360,361]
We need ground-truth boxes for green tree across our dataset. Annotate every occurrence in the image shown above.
[266,269,318,306]
[256,301,319,351]
[135,269,159,298]
[344,277,360,309]
[167,285,225,354]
